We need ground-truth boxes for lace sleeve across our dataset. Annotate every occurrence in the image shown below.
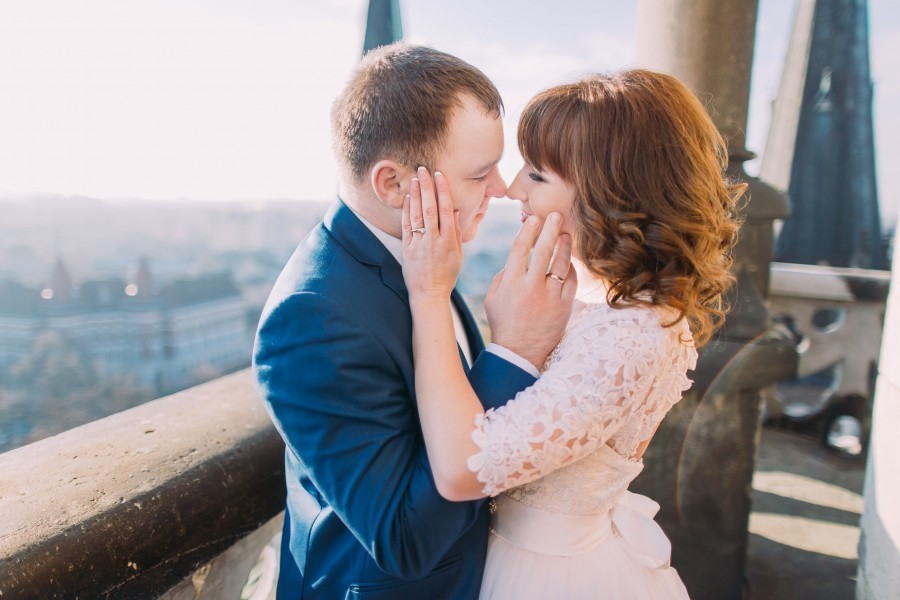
[467,309,666,496]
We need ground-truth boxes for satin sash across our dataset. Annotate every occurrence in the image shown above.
[491,491,672,569]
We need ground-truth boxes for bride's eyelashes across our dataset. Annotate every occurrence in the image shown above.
[528,172,547,183]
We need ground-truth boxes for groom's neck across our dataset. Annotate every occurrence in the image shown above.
[339,180,402,239]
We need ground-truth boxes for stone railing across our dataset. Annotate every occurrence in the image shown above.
[0,370,285,599]
[767,262,890,429]
[770,262,890,380]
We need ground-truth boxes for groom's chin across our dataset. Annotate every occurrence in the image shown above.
[461,215,488,243]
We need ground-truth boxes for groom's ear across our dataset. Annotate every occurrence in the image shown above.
[370,160,413,210]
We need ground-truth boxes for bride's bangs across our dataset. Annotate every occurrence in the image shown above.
[517,88,579,181]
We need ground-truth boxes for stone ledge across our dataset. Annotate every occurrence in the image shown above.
[0,369,286,599]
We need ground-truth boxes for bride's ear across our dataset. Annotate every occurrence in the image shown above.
[370,160,413,210]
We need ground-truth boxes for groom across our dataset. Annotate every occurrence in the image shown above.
[253,43,569,599]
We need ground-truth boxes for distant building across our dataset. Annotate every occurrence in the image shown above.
[0,259,250,395]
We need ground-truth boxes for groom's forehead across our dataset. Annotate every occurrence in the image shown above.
[438,103,504,171]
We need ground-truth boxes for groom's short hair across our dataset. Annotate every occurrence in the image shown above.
[331,43,503,183]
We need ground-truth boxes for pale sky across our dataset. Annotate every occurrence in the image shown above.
[0,0,897,229]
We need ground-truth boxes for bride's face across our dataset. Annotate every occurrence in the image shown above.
[507,164,577,235]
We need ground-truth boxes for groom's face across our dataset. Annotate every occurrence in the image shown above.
[432,94,507,243]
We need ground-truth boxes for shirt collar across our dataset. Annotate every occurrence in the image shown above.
[348,206,402,264]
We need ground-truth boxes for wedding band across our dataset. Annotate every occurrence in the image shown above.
[546,272,565,283]
[411,227,426,235]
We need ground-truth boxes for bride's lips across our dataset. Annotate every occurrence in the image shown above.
[521,210,533,223]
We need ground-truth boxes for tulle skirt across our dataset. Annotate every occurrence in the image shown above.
[479,492,690,600]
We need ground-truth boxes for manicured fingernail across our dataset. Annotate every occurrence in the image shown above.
[411,177,419,186]
[527,215,539,226]
[549,212,561,224]
[434,171,443,179]
[418,166,427,176]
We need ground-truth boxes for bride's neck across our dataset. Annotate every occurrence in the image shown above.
[572,259,607,301]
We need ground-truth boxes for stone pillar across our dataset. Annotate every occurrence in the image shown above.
[857,217,900,598]
[633,2,797,599]
[636,0,758,152]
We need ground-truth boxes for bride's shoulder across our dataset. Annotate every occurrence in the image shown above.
[571,301,694,349]
[573,300,664,330]
[546,301,697,373]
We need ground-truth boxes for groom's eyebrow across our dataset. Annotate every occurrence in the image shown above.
[471,157,501,176]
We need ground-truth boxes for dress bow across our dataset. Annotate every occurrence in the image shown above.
[610,490,672,569]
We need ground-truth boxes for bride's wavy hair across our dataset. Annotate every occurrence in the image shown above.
[518,70,745,347]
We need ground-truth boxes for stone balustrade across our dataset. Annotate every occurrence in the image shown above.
[769,261,890,390]
[0,370,285,599]
[768,262,890,434]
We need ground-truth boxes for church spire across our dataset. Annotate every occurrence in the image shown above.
[362,0,403,55]
[135,257,155,299]
[49,257,73,302]
[766,0,886,269]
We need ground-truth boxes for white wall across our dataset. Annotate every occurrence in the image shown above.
[858,215,900,598]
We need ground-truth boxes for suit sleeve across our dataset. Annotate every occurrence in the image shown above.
[469,347,538,412]
[253,291,534,579]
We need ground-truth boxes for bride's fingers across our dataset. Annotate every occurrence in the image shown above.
[506,215,541,278]
[528,212,562,284]
[546,234,573,285]
[562,266,578,301]
[434,171,456,243]
[417,166,440,235]
[409,176,424,233]
[401,193,412,246]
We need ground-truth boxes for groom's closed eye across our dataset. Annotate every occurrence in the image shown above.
[469,159,502,183]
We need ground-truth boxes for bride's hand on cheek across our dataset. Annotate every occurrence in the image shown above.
[400,167,463,303]
[485,213,577,370]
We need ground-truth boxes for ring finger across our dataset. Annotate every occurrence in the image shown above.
[418,166,440,235]
[546,234,573,293]
[409,176,425,232]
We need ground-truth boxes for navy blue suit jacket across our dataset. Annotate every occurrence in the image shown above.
[253,200,536,599]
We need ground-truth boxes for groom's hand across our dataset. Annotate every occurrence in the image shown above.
[485,212,577,371]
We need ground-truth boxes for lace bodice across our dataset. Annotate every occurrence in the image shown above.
[468,301,697,515]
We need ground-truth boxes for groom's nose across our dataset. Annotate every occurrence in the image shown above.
[485,165,508,199]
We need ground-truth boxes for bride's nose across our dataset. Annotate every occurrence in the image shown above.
[505,170,526,202]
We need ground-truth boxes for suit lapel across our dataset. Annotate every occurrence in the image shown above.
[324,199,484,370]
[451,289,485,360]
[323,199,408,304]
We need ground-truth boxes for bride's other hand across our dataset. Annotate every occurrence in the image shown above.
[486,213,577,370]
[401,167,462,303]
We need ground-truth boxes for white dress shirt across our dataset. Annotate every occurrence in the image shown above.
[351,209,540,377]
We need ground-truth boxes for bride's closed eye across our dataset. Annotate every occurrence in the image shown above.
[528,172,547,183]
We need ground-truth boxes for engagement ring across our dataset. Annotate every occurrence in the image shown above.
[546,273,565,283]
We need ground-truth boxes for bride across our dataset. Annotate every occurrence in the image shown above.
[401,69,742,598]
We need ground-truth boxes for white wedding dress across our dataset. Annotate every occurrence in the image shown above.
[469,298,697,599]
